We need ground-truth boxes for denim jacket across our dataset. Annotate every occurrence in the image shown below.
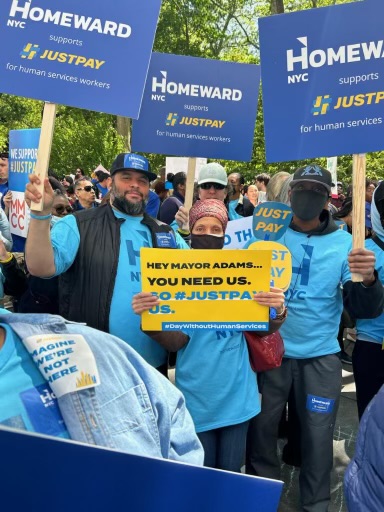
[345,384,384,510]
[0,313,203,465]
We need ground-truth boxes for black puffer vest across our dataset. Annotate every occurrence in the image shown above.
[59,204,175,332]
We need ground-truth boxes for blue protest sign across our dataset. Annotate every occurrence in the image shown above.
[0,0,162,117]
[132,53,261,161]
[9,129,40,191]
[253,202,292,241]
[258,1,384,162]
[0,427,283,512]
[9,128,40,237]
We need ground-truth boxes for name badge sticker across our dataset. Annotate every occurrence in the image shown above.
[306,394,335,414]
[20,384,67,436]
[156,232,177,248]
[23,334,100,398]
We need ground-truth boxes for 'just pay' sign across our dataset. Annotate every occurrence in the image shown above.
[252,202,292,241]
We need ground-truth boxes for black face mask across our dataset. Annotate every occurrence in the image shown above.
[290,189,327,221]
[191,234,225,250]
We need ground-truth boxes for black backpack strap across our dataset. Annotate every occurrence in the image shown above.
[372,234,384,251]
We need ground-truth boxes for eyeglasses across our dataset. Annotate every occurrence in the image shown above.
[200,182,226,190]
[77,186,95,192]
[54,205,73,215]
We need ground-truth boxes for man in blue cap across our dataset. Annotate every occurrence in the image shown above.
[24,153,188,374]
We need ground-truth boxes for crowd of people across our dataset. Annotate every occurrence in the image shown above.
[0,148,383,511]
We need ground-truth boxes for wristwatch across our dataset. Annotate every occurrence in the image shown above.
[275,305,288,320]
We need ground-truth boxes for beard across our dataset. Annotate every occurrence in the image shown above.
[111,181,147,215]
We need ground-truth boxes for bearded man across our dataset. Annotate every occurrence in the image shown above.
[24,153,188,373]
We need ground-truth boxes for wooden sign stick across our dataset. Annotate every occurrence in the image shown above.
[32,102,57,212]
[184,157,196,211]
[182,157,197,231]
[351,153,366,282]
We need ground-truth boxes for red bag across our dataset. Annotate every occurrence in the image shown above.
[244,330,285,373]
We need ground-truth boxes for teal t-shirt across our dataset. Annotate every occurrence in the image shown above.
[96,183,109,198]
[176,329,260,433]
[51,211,188,367]
[244,227,352,358]
[356,237,384,345]
[228,199,242,221]
[0,323,69,437]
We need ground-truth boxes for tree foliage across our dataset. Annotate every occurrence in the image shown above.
[155,0,260,58]
[0,94,125,175]
[51,107,126,174]
[0,95,42,152]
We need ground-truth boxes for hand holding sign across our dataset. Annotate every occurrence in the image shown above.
[175,205,189,232]
[348,247,376,286]
[3,191,12,214]
[253,286,285,312]
[25,173,55,214]
[351,154,366,282]
[132,292,159,315]
[33,102,57,211]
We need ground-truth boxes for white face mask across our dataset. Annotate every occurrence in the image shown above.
[50,215,61,228]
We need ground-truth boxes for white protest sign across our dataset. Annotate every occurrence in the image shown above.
[224,216,253,249]
[327,157,338,196]
[166,157,207,183]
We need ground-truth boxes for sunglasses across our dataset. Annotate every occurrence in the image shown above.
[200,182,226,190]
[54,205,73,215]
[77,186,95,192]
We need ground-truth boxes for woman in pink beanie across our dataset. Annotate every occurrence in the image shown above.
[133,200,285,472]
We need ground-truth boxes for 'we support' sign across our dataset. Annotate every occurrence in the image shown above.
[9,128,40,237]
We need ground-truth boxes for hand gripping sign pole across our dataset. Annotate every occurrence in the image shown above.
[351,154,366,282]
[32,102,57,212]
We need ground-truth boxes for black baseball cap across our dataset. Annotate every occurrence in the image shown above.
[110,153,157,182]
[290,165,333,193]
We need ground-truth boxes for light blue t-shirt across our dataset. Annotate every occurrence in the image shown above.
[96,183,109,198]
[356,237,384,345]
[50,211,188,367]
[228,199,242,221]
[176,329,259,433]
[0,323,69,437]
[245,227,352,358]
[145,190,161,218]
